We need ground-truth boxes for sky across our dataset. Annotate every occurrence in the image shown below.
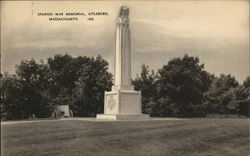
[1,1,249,83]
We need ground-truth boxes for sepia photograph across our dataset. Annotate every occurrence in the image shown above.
[1,0,249,156]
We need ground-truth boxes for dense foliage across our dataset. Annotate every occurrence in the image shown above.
[1,54,112,119]
[47,54,112,117]
[1,54,249,119]
[133,54,249,117]
[1,60,52,119]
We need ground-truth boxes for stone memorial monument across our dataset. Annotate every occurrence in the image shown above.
[97,6,149,120]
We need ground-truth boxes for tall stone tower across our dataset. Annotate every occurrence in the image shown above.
[113,6,133,91]
[97,6,149,120]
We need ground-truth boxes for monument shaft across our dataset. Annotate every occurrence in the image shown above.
[114,7,133,90]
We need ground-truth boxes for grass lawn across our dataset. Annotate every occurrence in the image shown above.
[1,118,249,156]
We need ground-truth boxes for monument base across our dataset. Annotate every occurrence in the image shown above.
[96,89,150,120]
[96,114,150,120]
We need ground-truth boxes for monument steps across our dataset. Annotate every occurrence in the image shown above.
[96,114,150,120]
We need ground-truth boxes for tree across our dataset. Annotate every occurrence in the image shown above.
[15,59,54,118]
[73,55,113,116]
[243,77,250,88]
[1,74,24,119]
[235,77,250,117]
[157,54,213,117]
[203,74,239,115]
[1,59,54,120]
[47,54,74,96]
[47,54,112,117]
[132,64,158,115]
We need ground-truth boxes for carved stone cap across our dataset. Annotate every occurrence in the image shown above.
[119,6,129,18]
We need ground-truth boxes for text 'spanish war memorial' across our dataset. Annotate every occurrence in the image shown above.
[97,6,149,120]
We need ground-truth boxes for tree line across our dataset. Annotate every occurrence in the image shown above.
[1,54,112,119]
[1,54,249,120]
[133,54,249,117]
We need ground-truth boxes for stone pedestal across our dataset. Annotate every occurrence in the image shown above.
[96,89,149,120]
